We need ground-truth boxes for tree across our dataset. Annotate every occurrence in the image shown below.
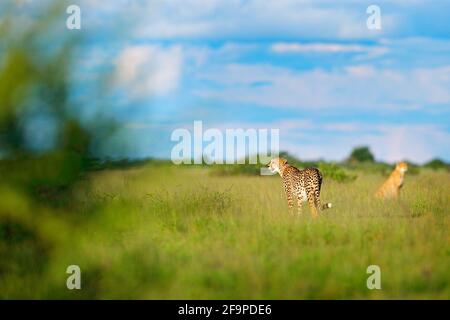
[424,158,448,170]
[348,146,375,163]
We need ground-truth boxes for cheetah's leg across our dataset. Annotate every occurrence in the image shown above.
[307,191,319,218]
[393,187,400,199]
[297,195,304,215]
[313,188,322,213]
[283,181,294,213]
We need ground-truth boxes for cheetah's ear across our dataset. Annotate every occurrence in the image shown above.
[280,158,288,166]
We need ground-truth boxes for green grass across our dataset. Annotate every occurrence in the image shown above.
[1,164,449,299]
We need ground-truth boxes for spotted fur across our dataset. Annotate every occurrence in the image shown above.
[267,157,332,217]
[375,162,408,199]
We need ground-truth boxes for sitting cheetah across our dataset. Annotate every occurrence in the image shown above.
[267,157,332,217]
[375,162,408,199]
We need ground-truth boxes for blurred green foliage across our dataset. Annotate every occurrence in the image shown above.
[318,162,357,183]
[0,1,118,297]
[0,2,116,201]
[424,158,449,171]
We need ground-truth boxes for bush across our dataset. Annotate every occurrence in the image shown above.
[424,158,449,171]
[209,163,261,176]
[318,162,357,183]
[405,161,421,175]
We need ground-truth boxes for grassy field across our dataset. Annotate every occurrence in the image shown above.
[1,164,449,299]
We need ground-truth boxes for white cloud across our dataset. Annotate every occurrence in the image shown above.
[276,121,450,163]
[271,43,382,54]
[372,124,450,163]
[129,0,399,41]
[114,45,183,98]
[271,42,389,61]
[164,119,449,163]
[195,64,450,110]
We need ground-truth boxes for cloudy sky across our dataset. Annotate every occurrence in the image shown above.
[10,0,450,163]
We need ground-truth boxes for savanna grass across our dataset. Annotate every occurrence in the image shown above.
[0,165,449,299]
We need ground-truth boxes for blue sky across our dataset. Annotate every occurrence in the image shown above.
[8,0,450,163]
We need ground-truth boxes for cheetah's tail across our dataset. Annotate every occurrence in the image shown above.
[322,203,332,210]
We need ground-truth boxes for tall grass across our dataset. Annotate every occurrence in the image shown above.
[1,164,448,299]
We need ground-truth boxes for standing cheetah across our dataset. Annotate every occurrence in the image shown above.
[375,162,408,199]
[267,157,332,217]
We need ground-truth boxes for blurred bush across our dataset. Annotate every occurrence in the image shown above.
[318,162,357,183]
[0,1,118,298]
[0,2,116,203]
[424,158,449,171]
[209,163,262,176]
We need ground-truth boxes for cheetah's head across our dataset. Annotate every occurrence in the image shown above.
[396,161,408,173]
[267,157,288,174]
